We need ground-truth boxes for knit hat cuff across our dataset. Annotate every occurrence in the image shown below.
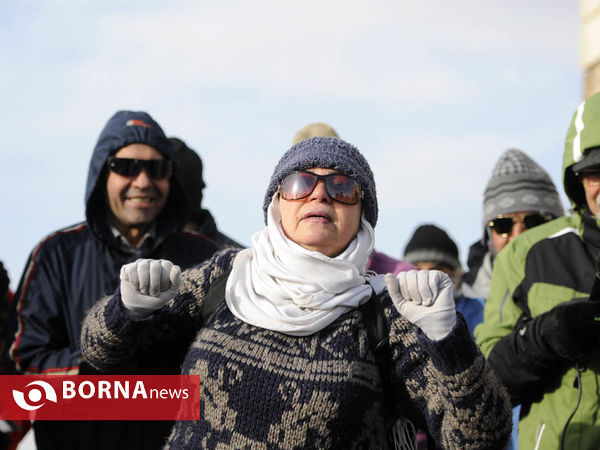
[482,192,563,229]
[404,249,460,271]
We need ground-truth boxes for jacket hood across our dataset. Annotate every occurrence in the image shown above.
[84,110,191,247]
[563,93,600,210]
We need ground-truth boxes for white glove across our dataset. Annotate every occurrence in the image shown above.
[120,259,181,318]
[385,269,456,340]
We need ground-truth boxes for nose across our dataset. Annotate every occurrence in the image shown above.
[131,169,153,189]
[508,220,526,241]
[309,180,332,202]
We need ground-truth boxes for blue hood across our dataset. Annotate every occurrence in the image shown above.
[84,110,190,248]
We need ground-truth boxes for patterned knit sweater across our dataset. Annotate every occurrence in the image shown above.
[81,249,511,449]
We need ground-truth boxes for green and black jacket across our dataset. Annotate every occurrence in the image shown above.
[475,94,600,450]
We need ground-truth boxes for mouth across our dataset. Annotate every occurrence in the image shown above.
[125,196,156,207]
[301,211,332,222]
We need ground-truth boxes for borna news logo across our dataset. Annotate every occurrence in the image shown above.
[12,380,58,411]
[0,375,200,420]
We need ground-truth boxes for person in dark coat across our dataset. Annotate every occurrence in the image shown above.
[8,110,217,450]
[0,261,30,450]
[169,137,243,249]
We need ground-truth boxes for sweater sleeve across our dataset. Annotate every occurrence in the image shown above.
[80,249,237,372]
[387,299,512,449]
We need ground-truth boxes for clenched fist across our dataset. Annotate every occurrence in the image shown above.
[120,259,181,318]
[385,270,456,340]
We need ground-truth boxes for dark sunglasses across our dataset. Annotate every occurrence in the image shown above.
[107,156,172,180]
[279,171,363,205]
[488,213,553,237]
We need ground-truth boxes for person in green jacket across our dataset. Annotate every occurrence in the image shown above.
[475,91,600,450]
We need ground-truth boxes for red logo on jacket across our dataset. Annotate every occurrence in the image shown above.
[126,119,151,128]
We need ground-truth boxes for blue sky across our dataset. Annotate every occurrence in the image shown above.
[0,1,581,290]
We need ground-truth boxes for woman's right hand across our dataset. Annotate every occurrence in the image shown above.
[120,259,181,318]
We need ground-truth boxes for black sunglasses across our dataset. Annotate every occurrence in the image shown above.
[279,171,363,205]
[488,213,553,237]
[107,157,172,180]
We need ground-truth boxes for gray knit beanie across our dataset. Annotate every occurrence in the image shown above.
[482,149,564,232]
[263,136,378,227]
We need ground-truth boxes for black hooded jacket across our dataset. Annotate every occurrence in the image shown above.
[7,111,217,449]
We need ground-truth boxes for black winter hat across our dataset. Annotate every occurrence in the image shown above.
[0,261,9,293]
[403,224,460,271]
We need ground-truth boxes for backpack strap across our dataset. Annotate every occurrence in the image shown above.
[361,290,418,450]
[361,291,394,415]
[200,267,233,323]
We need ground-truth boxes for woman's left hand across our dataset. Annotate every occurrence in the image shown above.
[385,270,456,340]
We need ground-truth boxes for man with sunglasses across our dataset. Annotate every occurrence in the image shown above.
[8,111,217,450]
[459,148,564,450]
[476,92,600,449]
[463,149,564,299]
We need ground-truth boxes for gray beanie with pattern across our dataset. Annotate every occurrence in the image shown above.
[482,148,564,231]
[263,136,378,227]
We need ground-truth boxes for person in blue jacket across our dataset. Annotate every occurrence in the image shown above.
[403,223,484,338]
[7,110,217,450]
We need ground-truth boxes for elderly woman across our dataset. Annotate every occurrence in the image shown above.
[81,137,511,449]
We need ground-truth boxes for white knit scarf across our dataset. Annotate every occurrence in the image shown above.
[225,197,375,336]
